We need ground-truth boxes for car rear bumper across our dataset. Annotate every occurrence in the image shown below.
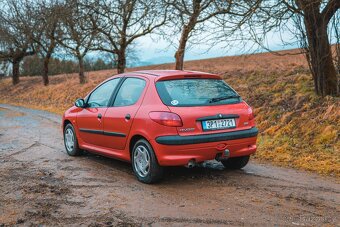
[155,127,258,145]
[151,127,258,166]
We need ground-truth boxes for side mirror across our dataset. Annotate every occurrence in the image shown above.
[75,98,86,108]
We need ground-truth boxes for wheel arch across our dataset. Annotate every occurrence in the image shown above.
[129,134,148,158]
[63,119,72,131]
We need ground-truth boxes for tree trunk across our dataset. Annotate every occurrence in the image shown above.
[175,25,192,70]
[303,6,339,96]
[335,43,340,75]
[42,55,50,86]
[174,0,201,70]
[12,58,21,85]
[117,49,126,74]
[175,43,186,70]
[78,57,85,84]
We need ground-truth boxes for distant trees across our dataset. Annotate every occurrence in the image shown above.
[0,61,9,76]
[21,55,113,76]
[84,57,115,71]
[21,55,77,76]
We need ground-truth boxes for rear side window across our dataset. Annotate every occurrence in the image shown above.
[156,79,241,107]
[114,78,146,107]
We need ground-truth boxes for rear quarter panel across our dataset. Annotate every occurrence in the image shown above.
[128,77,178,145]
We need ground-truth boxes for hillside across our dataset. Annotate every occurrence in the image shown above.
[0,49,339,177]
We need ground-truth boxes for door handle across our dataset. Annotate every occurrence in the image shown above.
[125,114,131,120]
[97,113,102,119]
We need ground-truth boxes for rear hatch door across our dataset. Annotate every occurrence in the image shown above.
[168,102,252,136]
[156,77,253,136]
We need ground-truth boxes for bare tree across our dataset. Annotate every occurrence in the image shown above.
[165,0,240,70]
[0,0,39,85]
[32,1,64,86]
[58,0,97,84]
[90,0,167,74]
[246,0,339,96]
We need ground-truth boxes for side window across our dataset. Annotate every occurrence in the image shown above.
[87,78,120,108]
[114,78,146,107]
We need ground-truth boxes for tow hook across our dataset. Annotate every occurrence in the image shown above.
[224,149,230,158]
[186,159,196,168]
[216,149,230,161]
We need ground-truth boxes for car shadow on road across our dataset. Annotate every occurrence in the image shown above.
[81,151,246,184]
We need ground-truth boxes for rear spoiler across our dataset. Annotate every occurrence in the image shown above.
[155,74,221,81]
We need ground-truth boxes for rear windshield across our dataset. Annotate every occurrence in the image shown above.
[156,79,241,107]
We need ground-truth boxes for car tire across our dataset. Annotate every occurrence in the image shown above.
[64,123,82,156]
[132,139,163,184]
[221,155,250,169]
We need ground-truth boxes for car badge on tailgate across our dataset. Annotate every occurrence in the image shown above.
[179,128,195,132]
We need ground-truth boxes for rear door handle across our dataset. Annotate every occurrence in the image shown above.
[125,114,131,120]
[97,113,102,119]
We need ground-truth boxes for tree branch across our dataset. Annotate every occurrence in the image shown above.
[322,0,340,24]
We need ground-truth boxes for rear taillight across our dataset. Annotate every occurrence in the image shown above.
[149,112,183,127]
[248,107,255,120]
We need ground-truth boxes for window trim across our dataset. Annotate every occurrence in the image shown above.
[85,77,123,108]
[110,77,147,107]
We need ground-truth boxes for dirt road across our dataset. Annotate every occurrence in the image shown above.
[0,104,339,226]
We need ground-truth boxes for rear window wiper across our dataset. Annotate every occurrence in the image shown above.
[209,95,240,103]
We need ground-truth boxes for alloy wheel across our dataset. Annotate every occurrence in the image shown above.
[133,145,150,177]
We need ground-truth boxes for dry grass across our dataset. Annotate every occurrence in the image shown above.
[0,49,339,177]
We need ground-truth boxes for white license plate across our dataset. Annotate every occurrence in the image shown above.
[202,118,236,131]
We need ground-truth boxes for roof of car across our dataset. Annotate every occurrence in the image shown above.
[106,70,221,82]
[133,70,217,77]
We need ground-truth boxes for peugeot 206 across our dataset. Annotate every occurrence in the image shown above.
[62,70,258,183]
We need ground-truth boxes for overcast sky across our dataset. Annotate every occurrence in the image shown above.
[133,30,299,65]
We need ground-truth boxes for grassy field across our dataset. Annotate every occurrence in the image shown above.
[0,49,339,177]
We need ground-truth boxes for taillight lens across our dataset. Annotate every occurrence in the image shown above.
[248,107,255,120]
[149,112,183,127]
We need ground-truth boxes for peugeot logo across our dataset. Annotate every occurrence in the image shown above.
[218,114,223,118]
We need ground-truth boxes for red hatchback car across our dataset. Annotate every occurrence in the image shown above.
[63,70,258,183]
